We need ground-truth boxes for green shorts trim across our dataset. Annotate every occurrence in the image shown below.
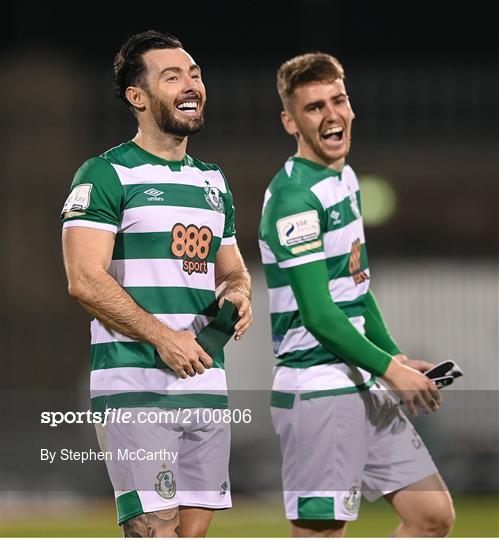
[116,490,144,525]
[300,374,376,401]
[271,374,376,408]
[298,496,335,520]
[270,390,296,409]
[91,392,229,413]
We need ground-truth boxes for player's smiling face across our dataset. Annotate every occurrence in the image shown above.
[141,48,206,136]
[283,79,355,169]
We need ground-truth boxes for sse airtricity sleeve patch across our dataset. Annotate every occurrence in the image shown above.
[276,210,321,249]
[263,185,326,269]
[62,184,93,215]
[61,157,124,233]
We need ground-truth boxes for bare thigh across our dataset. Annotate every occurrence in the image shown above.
[178,506,214,537]
[122,507,179,537]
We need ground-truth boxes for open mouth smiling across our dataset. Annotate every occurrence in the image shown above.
[321,125,344,142]
[176,100,200,115]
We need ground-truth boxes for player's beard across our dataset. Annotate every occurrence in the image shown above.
[150,94,205,137]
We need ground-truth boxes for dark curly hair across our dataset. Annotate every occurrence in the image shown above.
[113,30,183,108]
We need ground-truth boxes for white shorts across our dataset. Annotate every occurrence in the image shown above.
[95,407,231,525]
[271,382,438,521]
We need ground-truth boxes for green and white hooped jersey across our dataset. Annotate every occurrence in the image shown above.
[259,157,373,394]
[61,141,236,411]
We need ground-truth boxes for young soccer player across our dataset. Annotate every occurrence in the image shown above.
[259,53,455,537]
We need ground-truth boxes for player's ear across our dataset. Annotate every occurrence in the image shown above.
[125,86,147,111]
[281,110,298,137]
[348,98,356,120]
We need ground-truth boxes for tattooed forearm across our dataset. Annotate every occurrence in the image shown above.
[123,508,180,538]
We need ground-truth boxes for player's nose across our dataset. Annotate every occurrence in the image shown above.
[182,72,203,94]
[323,103,339,120]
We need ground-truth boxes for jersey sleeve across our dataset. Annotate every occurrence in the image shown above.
[219,169,237,245]
[263,185,326,269]
[363,290,404,356]
[285,261,392,376]
[61,157,124,233]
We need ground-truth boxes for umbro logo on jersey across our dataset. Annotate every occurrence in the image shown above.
[330,210,341,225]
[144,188,165,201]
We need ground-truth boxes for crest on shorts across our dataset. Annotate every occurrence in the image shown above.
[204,181,225,213]
[155,469,176,499]
[343,486,361,514]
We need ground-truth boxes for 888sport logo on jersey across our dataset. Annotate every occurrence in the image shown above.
[171,223,213,275]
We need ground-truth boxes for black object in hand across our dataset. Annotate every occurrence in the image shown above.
[195,300,240,358]
[424,360,463,389]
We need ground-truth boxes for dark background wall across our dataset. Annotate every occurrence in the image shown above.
[2,1,497,394]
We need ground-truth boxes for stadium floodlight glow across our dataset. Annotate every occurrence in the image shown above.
[358,175,397,227]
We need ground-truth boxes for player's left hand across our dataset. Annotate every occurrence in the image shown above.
[218,292,253,340]
[400,356,435,373]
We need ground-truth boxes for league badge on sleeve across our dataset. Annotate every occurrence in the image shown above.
[61,183,93,217]
[276,210,320,247]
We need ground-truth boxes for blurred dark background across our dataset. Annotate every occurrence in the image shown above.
[1,0,498,507]
[4,1,497,387]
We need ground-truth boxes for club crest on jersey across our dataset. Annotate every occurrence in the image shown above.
[155,468,176,500]
[171,223,213,275]
[204,181,225,213]
[349,239,369,285]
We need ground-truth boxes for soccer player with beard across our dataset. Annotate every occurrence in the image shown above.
[258,53,455,537]
[61,31,252,537]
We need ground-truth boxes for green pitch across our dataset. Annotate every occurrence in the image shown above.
[1,494,497,537]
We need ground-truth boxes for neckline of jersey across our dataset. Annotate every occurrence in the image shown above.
[290,156,343,176]
[128,140,192,168]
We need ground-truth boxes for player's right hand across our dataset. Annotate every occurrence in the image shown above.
[382,355,442,416]
[155,330,213,379]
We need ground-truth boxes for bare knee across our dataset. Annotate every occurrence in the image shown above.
[122,508,180,537]
[291,519,347,537]
[424,504,455,537]
[177,522,210,537]
[408,498,455,537]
